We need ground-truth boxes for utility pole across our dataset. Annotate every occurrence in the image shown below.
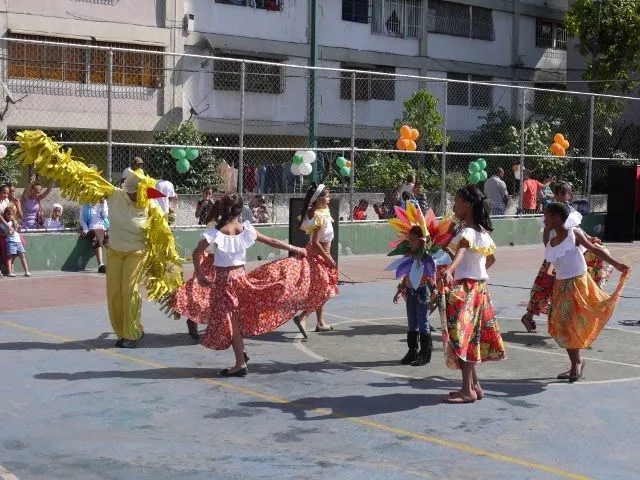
[309,0,318,182]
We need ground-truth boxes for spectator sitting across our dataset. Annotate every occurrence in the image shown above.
[1,204,30,277]
[400,173,416,196]
[195,186,215,225]
[254,203,270,223]
[44,204,64,231]
[412,182,429,213]
[80,198,109,274]
[353,199,369,220]
[373,202,390,219]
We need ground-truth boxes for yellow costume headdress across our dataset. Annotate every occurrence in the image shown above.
[15,130,183,302]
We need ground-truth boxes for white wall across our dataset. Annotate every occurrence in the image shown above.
[318,0,420,56]
[185,0,308,44]
[518,16,566,71]
[427,11,512,67]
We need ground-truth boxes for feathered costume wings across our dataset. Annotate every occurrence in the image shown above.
[385,202,453,289]
[14,130,184,303]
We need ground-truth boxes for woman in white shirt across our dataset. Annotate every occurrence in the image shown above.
[440,185,506,403]
[542,202,629,382]
[186,194,306,377]
[80,199,109,273]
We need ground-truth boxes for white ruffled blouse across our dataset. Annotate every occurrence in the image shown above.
[203,221,257,267]
[449,227,496,281]
[544,227,587,280]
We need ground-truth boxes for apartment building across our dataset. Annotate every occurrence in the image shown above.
[0,0,569,175]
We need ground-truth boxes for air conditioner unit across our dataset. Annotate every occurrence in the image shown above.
[183,13,195,33]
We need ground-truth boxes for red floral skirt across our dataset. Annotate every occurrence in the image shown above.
[439,279,506,370]
[526,250,613,316]
[172,246,339,350]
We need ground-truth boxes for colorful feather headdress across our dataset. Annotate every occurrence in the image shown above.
[385,202,454,289]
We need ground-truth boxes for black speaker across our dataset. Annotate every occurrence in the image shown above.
[288,197,340,266]
[604,165,640,243]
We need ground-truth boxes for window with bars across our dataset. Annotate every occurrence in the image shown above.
[215,0,282,11]
[371,0,423,39]
[535,19,567,50]
[427,0,495,41]
[6,33,164,88]
[340,63,396,101]
[342,0,369,23]
[213,56,285,94]
[447,72,493,109]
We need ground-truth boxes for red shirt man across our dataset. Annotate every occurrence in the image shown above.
[522,174,544,212]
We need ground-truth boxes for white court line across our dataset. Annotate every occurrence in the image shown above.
[319,312,640,386]
[0,466,19,480]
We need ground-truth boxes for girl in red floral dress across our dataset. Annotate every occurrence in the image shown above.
[440,185,506,404]
[178,194,307,377]
[291,183,340,338]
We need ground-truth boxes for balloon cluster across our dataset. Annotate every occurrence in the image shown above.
[468,158,487,184]
[171,147,199,173]
[396,124,419,151]
[290,150,316,176]
[335,156,352,177]
[0,144,7,160]
[549,133,570,157]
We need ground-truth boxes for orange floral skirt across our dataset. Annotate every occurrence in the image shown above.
[439,279,506,370]
[548,269,630,349]
[171,246,339,350]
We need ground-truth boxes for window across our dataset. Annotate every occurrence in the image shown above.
[7,33,164,88]
[215,0,282,11]
[536,19,567,50]
[342,0,369,23]
[427,0,495,41]
[213,55,284,94]
[371,0,423,39]
[340,63,395,101]
[447,72,493,109]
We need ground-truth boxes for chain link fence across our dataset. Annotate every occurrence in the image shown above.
[0,37,638,228]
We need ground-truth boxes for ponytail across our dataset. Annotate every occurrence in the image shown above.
[216,194,244,229]
[298,182,318,228]
[203,199,222,226]
[457,185,493,232]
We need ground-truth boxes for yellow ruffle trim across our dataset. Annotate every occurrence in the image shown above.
[449,228,496,257]
[300,207,332,236]
[15,130,184,303]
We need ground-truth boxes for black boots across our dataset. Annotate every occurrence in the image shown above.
[411,332,433,366]
[400,331,419,364]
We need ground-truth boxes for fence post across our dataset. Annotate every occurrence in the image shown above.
[519,88,526,213]
[587,94,595,205]
[106,48,113,183]
[350,71,356,221]
[440,79,448,216]
[238,61,245,194]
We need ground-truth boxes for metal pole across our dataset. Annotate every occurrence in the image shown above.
[238,61,245,193]
[587,94,595,202]
[106,48,113,182]
[309,0,318,182]
[440,80,448,216]
[519,88,526,213]
[350,71,356,221]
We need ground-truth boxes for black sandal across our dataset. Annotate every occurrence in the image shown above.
[293,315,308,339]
[569,361,586,383]
[186,319,199,340]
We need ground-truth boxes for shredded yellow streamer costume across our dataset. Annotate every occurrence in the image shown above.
[15,130,183,345]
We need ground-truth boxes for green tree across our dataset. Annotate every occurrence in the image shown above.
[0,132,20,185]
[565,0,640,93]
[393,89,445,151]
[146,121,221,194]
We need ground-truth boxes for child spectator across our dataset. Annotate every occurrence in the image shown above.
[7,184,23,222]
[412,182,429,213]
[352,199,369,220]
[80,199,109,273]
[195,186,215,225]
[373,203,390,220]
[254,203,270,223]
[400,173,416,196]
[1,204,31,277]
[44,204,64,231]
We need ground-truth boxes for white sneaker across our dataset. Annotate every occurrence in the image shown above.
[24,272,31,277]
[7,272,16,277]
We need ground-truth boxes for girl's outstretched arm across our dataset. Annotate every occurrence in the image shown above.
[575,229,629,272]
[255,231,306,256]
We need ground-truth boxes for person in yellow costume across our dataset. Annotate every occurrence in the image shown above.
[15,130,183,348]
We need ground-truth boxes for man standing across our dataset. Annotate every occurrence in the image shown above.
[483,168,509,215]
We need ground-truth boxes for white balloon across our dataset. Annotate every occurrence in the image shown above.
[290,163,302,176]
[302,150,316,163]
[0,144,7,159]
[299,162,313,176]
[294,150,305,160]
